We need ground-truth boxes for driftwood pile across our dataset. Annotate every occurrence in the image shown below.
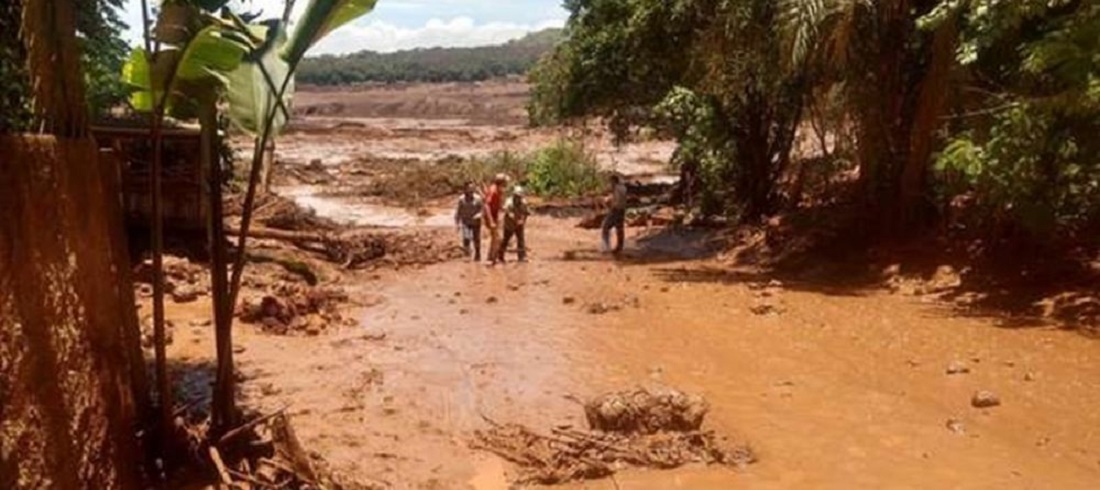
[472,387,754,485]
[233,226,464,270]
[237,282,350,336]
[256,195,341,233]
[316,229,464,269]
[177,408,362,489]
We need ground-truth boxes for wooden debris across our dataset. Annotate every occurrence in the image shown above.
[208,446,233,485]
[471,388,754,486]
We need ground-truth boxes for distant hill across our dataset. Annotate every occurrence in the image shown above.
[296,28,562,86]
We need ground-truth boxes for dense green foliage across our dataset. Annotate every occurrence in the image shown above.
[932,0,1100,236]
[78,0,130,119]
[0,2,31,132]
[531,0,803,220]
[296,28,561,85]
[531,0,1100,239]
[523,139,603,198]
[0,0,128,131]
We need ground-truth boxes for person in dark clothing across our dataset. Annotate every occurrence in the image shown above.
[454,182,484,261]
[601,174,628,254]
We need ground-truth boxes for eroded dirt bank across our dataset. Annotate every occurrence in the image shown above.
[160,83,1100,489]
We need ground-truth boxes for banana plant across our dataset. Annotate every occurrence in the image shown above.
[122,0,379,437]
[226,0,379,320]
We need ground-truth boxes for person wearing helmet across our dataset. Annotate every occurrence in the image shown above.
[483,173,508,266]
[501,185,530,263]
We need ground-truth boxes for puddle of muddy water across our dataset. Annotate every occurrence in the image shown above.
[278,185,451,228]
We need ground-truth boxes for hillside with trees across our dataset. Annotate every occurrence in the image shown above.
[296,28,561,85]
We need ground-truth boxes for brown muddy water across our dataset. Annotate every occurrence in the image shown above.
[168,213,1100,490]
[167,107,1100,489]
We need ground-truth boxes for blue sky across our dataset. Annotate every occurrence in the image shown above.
[120,0,567,54]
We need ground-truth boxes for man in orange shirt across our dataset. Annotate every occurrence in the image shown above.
[483,173,508,266]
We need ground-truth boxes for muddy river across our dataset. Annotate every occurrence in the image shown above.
[165,86,1100,489]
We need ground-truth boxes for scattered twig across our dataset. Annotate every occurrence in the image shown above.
[218,405,289,447]
[209,446,233,485]
[171,399,200,418]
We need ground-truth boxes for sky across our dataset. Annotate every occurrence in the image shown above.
[120,0,567,55]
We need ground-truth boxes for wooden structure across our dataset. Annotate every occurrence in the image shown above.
[92,124,209,232]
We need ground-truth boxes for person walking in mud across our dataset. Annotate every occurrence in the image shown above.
[454,181,484,261]
[500,186,530,263]
[483,173,508,266]
[601,174,628,255]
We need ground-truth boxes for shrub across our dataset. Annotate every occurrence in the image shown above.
[457,139,604,198]
[524,139,603,198]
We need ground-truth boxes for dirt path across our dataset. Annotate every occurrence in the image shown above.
[166,214,1100,489]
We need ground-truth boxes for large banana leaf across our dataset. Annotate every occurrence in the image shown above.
[283,0,378,64]
[122,24,252,114]
[225,24,294,135]
[121,48,158,112]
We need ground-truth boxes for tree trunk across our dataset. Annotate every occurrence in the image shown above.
[901,16,959,228]
[0,135,143,489]
[849,0,957,237]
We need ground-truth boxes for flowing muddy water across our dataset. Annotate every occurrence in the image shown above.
[277,185,452,228]
[168,213,1100,489]
[170,85,1100,488]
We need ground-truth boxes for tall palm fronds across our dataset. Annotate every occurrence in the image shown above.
[778,0,873,71]
[20,0,88,136]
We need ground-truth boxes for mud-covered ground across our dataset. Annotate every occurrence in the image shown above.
[161,83,1100,489]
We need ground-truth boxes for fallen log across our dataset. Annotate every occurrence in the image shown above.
[227,226,329,244]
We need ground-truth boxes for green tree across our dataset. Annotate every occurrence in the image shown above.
[530,0,805,222]
[2,0,131,128]
[930,0,1100,236]
[78,0,130,118]
[779,0,960,233]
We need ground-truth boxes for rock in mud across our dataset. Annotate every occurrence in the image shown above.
[585,302,620,315]
[583,387,709,435]
[261,295,288,319]
[189,318,212,327]
[945,418,966,434]
[140,319,174,348]
[1024,372,1036,382]
[971,390,1001,408]
[946,361,970,375]
[238,283,349,336]
[750,303,783,316]
[170,284,202,303]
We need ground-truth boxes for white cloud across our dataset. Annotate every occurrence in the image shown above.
[308,16,564,55]
[120,1,564,55]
